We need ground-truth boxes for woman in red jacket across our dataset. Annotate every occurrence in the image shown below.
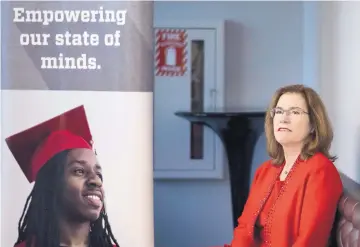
[5,106,120,247]
[223,84,343,247]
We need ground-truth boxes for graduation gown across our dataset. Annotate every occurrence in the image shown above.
[224,152,343,247]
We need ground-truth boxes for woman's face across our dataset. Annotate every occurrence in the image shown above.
[272,92,311,147]
[60,148,104,222]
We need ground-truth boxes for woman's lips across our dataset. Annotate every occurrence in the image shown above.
[278,127,291,132]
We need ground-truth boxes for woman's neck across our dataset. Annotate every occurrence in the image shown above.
[283,144,302,165]
[59,218,90,247]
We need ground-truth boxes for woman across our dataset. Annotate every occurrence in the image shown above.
[5,105,120,247]
[223,84,343,247]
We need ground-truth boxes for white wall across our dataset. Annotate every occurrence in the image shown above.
[318,1,360,182]
[153,2,313,247]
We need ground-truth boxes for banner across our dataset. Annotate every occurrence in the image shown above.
[1,2,154,247]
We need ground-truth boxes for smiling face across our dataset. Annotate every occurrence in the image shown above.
[60,148,104,222]
[272,92,312,147]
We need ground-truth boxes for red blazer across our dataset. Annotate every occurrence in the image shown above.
[225,152,343,247]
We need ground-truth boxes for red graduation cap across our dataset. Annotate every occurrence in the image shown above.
[5,105,94,183]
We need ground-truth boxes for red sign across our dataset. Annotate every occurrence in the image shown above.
[155,29,187,77]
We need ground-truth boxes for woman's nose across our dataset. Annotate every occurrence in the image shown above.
[280,115,291,123]
[87,173,102,188]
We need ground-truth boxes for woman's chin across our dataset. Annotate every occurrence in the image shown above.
[83,210,102,222]
[275,137,291,146]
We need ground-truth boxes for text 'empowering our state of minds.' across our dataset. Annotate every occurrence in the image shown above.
[12,6,127,70]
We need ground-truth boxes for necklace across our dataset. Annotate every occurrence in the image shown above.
[282,164,292,175]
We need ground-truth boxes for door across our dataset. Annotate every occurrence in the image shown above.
[153,26,222,179]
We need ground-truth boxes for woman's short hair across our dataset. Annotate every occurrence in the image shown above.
[264,84,336,165]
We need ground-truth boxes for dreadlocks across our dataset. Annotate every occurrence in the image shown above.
[15,150,120,247]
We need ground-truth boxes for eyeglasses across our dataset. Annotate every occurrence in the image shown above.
[270,107,309,118]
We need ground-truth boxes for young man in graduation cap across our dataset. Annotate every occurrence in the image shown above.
[5,105,120,247]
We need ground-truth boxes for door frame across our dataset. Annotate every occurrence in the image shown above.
[153,20,226,179]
